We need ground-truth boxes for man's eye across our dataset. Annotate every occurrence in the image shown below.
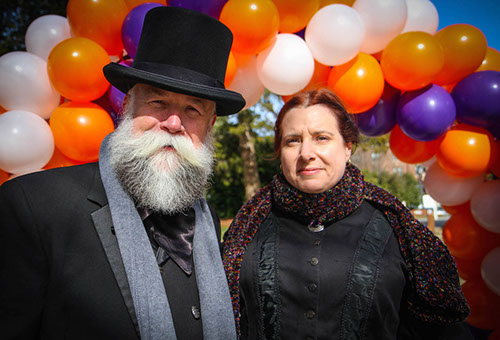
[317,135,330,141]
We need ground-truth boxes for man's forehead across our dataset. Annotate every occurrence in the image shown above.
[134,84,215,108]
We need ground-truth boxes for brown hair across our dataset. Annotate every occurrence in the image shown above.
[274,88,360,157]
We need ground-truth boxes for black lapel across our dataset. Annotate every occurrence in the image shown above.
[88,164,140,337]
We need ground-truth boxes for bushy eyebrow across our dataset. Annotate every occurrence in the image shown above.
[143,86,215,114]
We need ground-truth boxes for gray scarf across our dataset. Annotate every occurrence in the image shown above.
[99,135,236,340]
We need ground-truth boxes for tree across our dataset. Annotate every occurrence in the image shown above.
[1,0,67,56]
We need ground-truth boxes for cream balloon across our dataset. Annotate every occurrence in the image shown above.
[401,0,439,35]
[481,247,500,296]
[0,52,60,119]
[305,4,365,66]
[256,34,314,96]
[227,56,265,110]
[0,110,55,175]
[471,180,500,234]
[423,162,484,206]
[353,0,408,54]
[26,15,72,61]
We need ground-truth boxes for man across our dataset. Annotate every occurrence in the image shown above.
[0,6,245,340]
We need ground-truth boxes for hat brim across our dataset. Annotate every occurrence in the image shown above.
[103,63,246,116]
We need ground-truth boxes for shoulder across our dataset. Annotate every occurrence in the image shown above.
[0,162,102,212]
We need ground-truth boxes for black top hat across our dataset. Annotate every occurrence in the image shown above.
[103,6,245,116]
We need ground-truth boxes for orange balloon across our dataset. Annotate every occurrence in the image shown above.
[124,0,166,10]
[320,0,354,7]
[476,47,500,72]
[273,0,319,33]
[0,169,10,187]
[462,279,500,330]
[453,255,481,281]
[327,53,384,113]
[49,102,115,162]
[281,60,331,102]
[219,0,279,55]
[442,209,500,260]
[67,0,129,56]
[0,105,6,115]
[437,124,492,178]
[47,37,111,103]
[489,139,500,177]
[433,24,488,86]
[381,32,444,91]
[389,125,443,164]
[441,201,470,215]
[43,147,85,170]
[225,51,237,88]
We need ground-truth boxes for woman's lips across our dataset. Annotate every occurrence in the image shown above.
[299,168,321,175]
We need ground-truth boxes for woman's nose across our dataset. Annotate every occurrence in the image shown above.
[160,113,185,134]
[299,140,316,160]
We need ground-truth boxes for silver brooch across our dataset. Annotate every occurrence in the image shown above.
[308,223,324,232]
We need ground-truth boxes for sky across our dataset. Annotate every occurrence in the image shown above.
[431,0,500,51]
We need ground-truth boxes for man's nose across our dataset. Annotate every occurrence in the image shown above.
[160,113,185,134]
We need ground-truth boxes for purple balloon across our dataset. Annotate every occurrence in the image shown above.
[397,84,456,141]
[168,0,228,19]
[356,83,399,137]
[108,60,133,113]
[451,70,500,129]
[121,3,164,58]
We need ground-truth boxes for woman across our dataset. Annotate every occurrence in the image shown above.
[222,89,471,339]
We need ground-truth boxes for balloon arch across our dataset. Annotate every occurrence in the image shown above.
[0,0,499,333]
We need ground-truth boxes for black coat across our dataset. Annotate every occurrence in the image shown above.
[0,162,217,339]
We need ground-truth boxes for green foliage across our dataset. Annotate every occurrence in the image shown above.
[1,0,68,56]
[362,169,422,209]
[207,90,281,219]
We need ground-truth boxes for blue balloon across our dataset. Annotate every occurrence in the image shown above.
[356,83,399,136]
[168,0,228,19]
[397,84,456,141]
[451,70,500,130]
[122,3,164,58]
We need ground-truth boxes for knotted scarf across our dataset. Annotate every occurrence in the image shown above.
[222,163,469,335]
[99,135,236,340]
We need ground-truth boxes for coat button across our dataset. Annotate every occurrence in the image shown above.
[308,283,317,292]
[310,257,319,266]
[305,310,316,319]
[191,305,201,320]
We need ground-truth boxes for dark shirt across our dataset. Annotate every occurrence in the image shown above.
[142,208,203,340]
[239,200,472,340]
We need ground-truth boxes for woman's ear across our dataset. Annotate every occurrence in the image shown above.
[345,142,352,161]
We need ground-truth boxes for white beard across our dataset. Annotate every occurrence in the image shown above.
[108,114,215,214]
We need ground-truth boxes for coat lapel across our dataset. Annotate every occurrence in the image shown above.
[88,164,140,336]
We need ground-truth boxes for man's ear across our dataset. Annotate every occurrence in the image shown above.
[211,114,217,127]
[122,94,130,112]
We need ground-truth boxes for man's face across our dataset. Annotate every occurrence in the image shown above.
[127,83,217,148]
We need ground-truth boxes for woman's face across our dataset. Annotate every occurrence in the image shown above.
[279,104,352,194]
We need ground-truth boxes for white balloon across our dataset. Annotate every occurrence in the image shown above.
[228,56,265,110]
[471,180,500,233]
[423,162,483,206]
[0,52,60,119]
[353,0,408,54]
[305,4,365,66]
[0,110,55,175]
[256,34,314,96]
[481,247,500,296]
[401,0,439,35]
[25,15,72,61]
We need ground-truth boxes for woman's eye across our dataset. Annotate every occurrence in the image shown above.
[285,138,299,145]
